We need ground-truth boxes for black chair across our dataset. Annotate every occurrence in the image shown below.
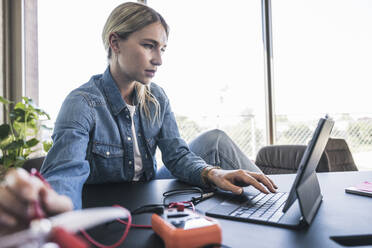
[22,156,45,172]
[255,138,357,174]
[324,138,358,172]
[255,145,330,174]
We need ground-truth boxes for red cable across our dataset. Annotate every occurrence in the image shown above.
[168,201,195,212]
[29,169,153,246]
[30,168,51,188]
[80,201,195,247]
[80,205,132,248]
[117,219,152,229]
[30,169,49,220]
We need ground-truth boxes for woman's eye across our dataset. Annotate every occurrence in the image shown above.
[143,44,154,49]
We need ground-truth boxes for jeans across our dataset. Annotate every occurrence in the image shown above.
[156,129,262,179]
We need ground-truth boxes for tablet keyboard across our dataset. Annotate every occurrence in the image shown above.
[229,192,288,223]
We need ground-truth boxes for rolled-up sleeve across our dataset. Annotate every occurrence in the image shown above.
[157,91,207,187]
[41,92,94,209]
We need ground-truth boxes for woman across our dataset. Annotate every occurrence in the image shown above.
[0,2,276,231]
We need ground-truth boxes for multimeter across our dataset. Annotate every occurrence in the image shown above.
[151,207,222,248]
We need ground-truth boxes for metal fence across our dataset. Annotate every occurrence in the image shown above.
[176,114,264,158]
[176,113,372,170]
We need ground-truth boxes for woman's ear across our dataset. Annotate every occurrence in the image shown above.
[109,33,121,55]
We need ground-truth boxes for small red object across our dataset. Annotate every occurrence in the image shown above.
[31,201,45,219]
[51,227,89,248]
[30,168,51,188]
[176,203,185,212]
[29,169,48,221]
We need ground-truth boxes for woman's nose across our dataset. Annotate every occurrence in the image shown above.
[151,51,162,66]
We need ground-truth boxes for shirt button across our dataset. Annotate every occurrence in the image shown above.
[106,151,110,156]
[129,161,132,165]
[128,137,132,141]
[126,115,130,119]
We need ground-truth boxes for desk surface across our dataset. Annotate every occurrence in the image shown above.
[82,171,372,248]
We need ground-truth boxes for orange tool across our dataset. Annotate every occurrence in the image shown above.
[152,207,222,248]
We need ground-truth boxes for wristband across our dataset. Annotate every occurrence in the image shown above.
[201,166,221,188]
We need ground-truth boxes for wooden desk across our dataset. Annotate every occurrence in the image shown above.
[83,171,372,248]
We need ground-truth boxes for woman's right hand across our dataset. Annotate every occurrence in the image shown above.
[0,168,73,235]
[207,168,278,195]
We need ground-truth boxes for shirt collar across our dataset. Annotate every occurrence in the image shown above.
[101,66,139,116]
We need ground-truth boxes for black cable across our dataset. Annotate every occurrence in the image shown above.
[191,191,215,205]
[111,187,215,223]
[162,187,216,206]
[131,204,165,215]
[162,187,203,197]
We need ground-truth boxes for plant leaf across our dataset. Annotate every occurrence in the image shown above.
[43,141,53,152]
[23,97,35,107]
[25,138,39,148]
[10,108,26,122]
[34,108,51,120]
[0,96,12,105]
[22,96,30,104]
[0,124,11,140]
[3,156,16,168]
[0,137,12,149]
[14,102,26,110]
[14,157,26,167]
[1,97,52,166]
[3,140,24,150]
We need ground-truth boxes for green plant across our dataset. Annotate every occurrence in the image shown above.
[0,96,52,169]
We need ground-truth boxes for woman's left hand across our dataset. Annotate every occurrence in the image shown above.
[207,168,278,195]
[0,168,73,235]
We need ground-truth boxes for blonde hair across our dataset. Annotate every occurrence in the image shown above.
[102,2,169,123]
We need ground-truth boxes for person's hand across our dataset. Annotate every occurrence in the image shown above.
[0,168,73,235]
[206,168,278,195]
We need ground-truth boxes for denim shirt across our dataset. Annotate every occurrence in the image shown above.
[40,67,208,209]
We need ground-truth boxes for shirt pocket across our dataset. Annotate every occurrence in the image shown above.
[90,142,125,183]
[92,142,124,158]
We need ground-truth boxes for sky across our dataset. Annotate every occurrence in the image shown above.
[38,0,372,126]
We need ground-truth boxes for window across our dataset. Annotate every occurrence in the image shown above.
[38,0,126,127]
[272,0,372,170]
[37,0,372,170]
[149,0,267,157]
